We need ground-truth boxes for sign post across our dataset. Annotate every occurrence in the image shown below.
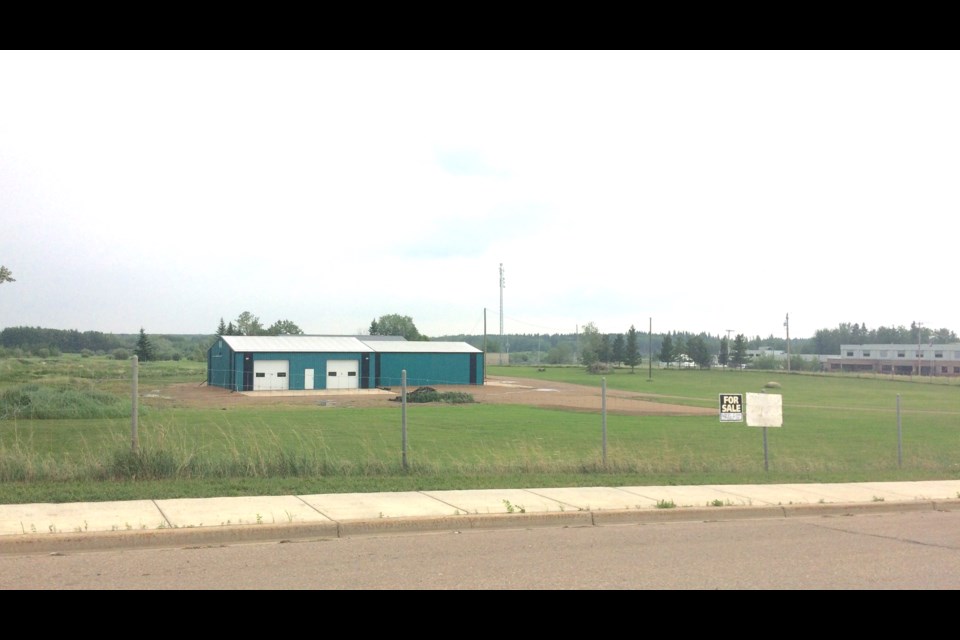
[745,392,783,471]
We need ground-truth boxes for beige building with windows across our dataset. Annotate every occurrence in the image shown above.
[827,344,960,376]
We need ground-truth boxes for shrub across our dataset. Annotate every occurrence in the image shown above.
[112,348,131,361]
[399,387,475,404]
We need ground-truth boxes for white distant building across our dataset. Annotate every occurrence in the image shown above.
[827,344,960,377]
[746,346,786,360]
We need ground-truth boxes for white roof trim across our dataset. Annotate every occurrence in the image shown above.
[215,335,481,354]
[219,336,372,353]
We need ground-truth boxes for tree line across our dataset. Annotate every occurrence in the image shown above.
[2,308,957,368]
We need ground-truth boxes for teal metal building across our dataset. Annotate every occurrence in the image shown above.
[207,335,484,391]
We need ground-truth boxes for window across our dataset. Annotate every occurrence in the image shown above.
[863,351,871,357]
[255,372,265,378]
[897,351,905,357]
[935,351,943,358]
[328,372,337,377]
[278,372,286,378]
[348,371,357,376]
[846,351,854,357]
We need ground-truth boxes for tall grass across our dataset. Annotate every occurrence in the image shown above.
[0,357,958,503]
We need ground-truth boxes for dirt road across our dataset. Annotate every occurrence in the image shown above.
[151,375,713,416]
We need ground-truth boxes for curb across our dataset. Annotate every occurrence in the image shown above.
[2,499,956,556]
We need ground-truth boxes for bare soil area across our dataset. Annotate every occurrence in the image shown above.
[152,375,713,417]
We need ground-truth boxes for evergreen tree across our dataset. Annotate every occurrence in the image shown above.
[731,334,748,369]
[673,335,686,367]
[0,266,13,284]
[597,334,613,363]
[719,336,729,368]
[687,335,711,369]
[659,334,673,365]
[134,328,156,362]
[612,333,625,366]
[216,318,227,336]
[624,325,641,372]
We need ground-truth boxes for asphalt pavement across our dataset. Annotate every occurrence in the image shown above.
[2,480,959,555]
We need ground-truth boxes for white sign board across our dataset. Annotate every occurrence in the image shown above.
[745,392,783,427]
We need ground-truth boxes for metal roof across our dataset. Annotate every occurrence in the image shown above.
[216,335,481,354]
[360,340,481,354]
[219,335,372,353]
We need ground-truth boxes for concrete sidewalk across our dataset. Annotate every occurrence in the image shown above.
[2,480,959,555]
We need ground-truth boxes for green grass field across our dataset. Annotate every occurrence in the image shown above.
[0,356,958,504]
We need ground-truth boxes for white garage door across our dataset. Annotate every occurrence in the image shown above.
[253,360,290,391]
[326,360,359,390]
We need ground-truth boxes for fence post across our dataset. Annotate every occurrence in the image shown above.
[401,369,407,471]
[131,355,139,454]
[897,394,902,469]
[601,377,607,467]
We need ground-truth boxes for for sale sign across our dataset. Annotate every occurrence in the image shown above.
[719,393,743,422]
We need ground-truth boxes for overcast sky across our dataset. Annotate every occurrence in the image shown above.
[1,51,957,341]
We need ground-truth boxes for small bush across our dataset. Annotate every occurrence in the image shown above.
[399,387,475,404]
[587,362,613,374]
[112,348,131,361]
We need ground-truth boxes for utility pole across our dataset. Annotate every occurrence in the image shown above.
[784,313,791,372]
[499,263,505,366]
[725,329,734,371]
[648,317,653,381]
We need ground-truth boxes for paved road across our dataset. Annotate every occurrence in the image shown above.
[3,507,959,589]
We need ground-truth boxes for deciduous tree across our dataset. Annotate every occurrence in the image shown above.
[266,319,304,336]
[235,311,264,336]
[369,314,427,341]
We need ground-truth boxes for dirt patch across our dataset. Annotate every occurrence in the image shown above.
[151,376,712,416]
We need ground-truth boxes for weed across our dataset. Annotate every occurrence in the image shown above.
[502,499,526,513]
[256,513,263,525]
[655,499,676,509]
[872,496,885,502]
